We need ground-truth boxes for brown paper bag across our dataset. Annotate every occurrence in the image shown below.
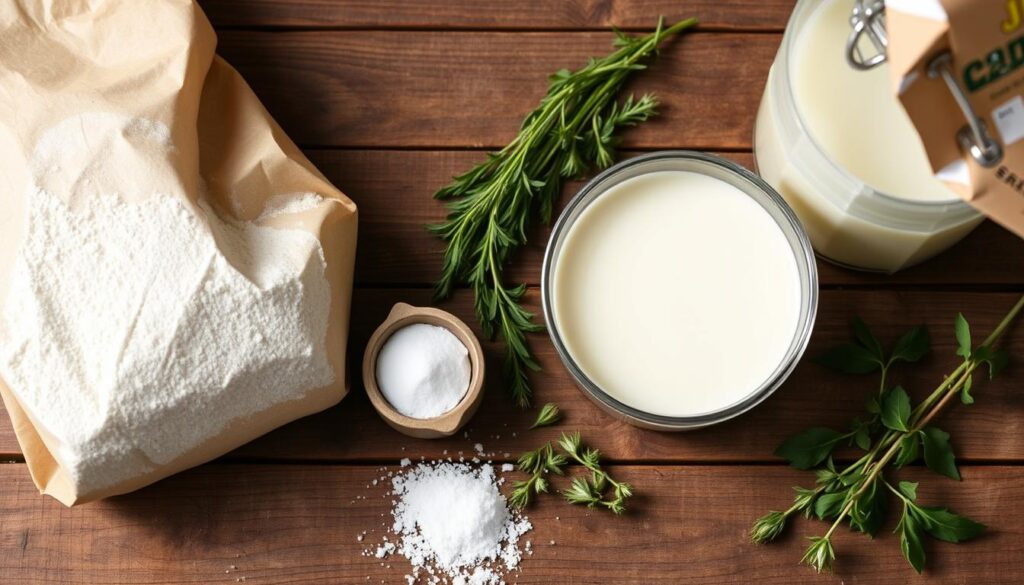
[0,1,357,505]
[887,0,1024,236]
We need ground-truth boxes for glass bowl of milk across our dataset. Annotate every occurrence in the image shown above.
[542,151,818,430]
[755,0,984,274]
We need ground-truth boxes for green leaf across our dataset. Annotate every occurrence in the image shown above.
[816,343,883,374]
[898,481,919,501]
[850,480,887,536]
[853,424,872,451]
[954,313,972,358]
[960,374,974,405]
[813,491,847,520]
[865,395,881,414]
[774,427,844,470]
[921,426,961,480]
[890,325,930,364]
[852,317,885,360]
[898,511,927,574]
[894,433,921,467]
[881,387,912,432]
[986,349,1010,378]
[530,403,562,428]
[975,346,1010,379]
[914,507,985,543]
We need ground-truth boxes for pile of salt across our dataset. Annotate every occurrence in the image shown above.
[374,461,532,584]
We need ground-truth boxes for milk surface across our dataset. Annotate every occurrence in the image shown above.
[792,0,957,202]
[551,171,802,418]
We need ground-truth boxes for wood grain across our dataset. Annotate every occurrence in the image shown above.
[303,149,1024,286]
[215,30,776,149]
[200,0,795,30]
[2,290,1022,463]
[0,463,1020,584]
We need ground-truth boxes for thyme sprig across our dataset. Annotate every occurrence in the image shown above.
[429,18,697,407]
[558,432,633,514]
[509,442,566,509]
[511,432,633,514]
[752,294,1024,574]
[531,403,562,429]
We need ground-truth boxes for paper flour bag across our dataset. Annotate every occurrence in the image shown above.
[0,0,357,505]
[887,0,1024,236]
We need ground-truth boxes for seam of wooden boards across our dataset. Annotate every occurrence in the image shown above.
[2,455,1024,467]
[352,283,1024,293]
[3,454,1024,466]
[211,25,786,34]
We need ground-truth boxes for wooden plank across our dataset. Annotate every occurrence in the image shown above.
[214,30,776,149]
[0,463,1020,584]
[200,0,795,31]
[2,290,1022,463]
[304,149,1024,286]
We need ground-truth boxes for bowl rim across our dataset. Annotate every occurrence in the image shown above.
[540,150,819,430]
[362,303,486,438]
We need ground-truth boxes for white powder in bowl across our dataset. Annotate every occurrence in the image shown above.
[0,113,335,496]
[376,324,471,419]
[378,462,531,584]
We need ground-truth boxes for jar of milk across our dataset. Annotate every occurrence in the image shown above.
[754,0,984,274]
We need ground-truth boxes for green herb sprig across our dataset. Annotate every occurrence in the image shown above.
[531,403,562,429]
[510,442,566,509]
[752,294,1024,574]
[430,18,697,407]
[558,432,633,514]
[511,432,633,514]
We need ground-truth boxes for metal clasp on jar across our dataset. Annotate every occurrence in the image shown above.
[844,0,1003,168]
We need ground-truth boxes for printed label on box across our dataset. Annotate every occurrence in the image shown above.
[993,96,1024,146]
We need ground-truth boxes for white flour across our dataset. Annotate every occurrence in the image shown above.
[373,461,532,584]
[0,113,334,495]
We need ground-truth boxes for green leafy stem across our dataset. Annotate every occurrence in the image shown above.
[752,294,1024,574]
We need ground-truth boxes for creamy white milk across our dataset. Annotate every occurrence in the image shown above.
[551,171,801,418]
[793,0,957,202]
[754,0,982,273]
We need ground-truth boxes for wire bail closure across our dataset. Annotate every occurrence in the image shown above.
[845,1,1004,168]
[845,0,888,70]
[927,53,1004,168]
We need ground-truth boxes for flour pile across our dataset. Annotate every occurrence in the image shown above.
[0,112,335,496]
[375,462,532,584]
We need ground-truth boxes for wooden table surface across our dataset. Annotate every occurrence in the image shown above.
[3,1,1024,583]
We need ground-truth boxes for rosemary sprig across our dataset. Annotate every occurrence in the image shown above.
[429,18,697,407]
[752,294,1024,574]
[531,403,562,429]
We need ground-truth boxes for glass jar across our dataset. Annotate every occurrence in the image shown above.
[754,0,983,274]
[542,152,818,430]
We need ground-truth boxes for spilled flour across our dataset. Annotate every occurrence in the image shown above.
[368,460,532,584]
[0,112,335,495]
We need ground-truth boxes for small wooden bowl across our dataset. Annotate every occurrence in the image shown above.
[362,303,485,438]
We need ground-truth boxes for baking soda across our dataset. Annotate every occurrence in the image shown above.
[374,461,531,584]
[376,324,471,419]
[0,113,334,495]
